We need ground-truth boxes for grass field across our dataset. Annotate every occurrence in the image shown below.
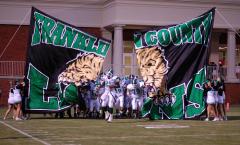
[0,106,240,145]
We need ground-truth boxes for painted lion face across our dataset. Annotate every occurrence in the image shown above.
[58,53,104,86]
[136,46,168,92]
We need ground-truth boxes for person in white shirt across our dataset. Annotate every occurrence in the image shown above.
[3,88,16,120]
[205,81,218,121]
[100,72,116,122]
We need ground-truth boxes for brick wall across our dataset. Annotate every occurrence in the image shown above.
[0,25,28,106]
[0,24,101,106]
[0,25,102,61]
[0,25,28,61]
[0,79,12,106]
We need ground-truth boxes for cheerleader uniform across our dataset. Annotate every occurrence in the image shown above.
[217,81,225,104]
[206,87,215,105]
[13,86,22,104]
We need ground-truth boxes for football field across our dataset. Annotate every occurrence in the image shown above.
[0,106,240,145]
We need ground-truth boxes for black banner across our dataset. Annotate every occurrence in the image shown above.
[135,8,215,119]
[24,7,111,112]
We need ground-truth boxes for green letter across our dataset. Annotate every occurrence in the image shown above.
[41,16,56,44]
[180,23,193,43]
[185,68,206,118]
[157,29,171,46]
[96,40,111,57]
[134,33,143,48]
[202,13,212,45]
[165,84,185,119]
[189,18,203,44]
[31,12,45,46]
[73,31,97,52]
[60,27,78,48]
[169,26,182,46]
[27,64,59,110]
[145,31,158,46]
[50,22,65,46]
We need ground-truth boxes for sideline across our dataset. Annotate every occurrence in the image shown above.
[0,121,51,145]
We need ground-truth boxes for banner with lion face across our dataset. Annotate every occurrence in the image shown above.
[24,7,111,112]
[134,8,215,119]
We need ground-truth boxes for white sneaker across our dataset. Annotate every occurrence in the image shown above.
[15,117,22,121]
[107,114,113,123]
[204,118,209,121]
[213,117,219,121]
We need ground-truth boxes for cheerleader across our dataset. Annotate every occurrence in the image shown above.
[205,81,218,121]
[13,81,22,120]
[3,88,16,120]
[217,77,227,120]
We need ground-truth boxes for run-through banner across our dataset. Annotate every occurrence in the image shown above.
[135,8,215,119]
[24,7,111,112]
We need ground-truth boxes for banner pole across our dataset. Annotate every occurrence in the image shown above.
[216,8,240,38]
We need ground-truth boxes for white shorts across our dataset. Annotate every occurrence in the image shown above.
[8,97,15,104]
[207,91,215,104]
[218,95,225,104]
[214,91,218,103]
[8,92,15,104]
[131,97,143,110]
[115,94,124,109]
[100,90,110,107]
